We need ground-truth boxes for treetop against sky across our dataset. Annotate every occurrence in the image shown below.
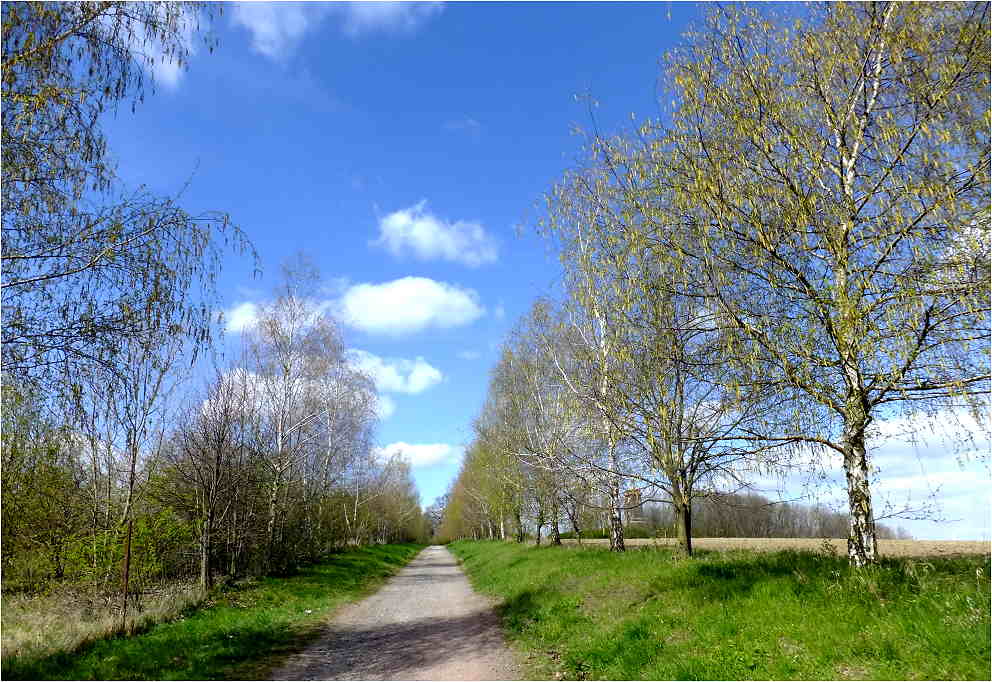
[100,1,988,539]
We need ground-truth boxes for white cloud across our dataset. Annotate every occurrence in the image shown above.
[373,201,499,267]
[230,2,327,59]
[443,117,482,137]
[148,54,184,89]
[231,1,443,58]
[337,277,484,335]
[348,349,442,394]
[376,395,396,420]
[876,469,982,493]
[339,1,444,37]
[457,350,481,360]
[374,442,461,468]
[224,302,260,332]
[323,276,353,297]
[749,409,991,540]
[104,6,195,89]
[494,303,506,320]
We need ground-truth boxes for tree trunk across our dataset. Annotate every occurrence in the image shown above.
[120,518,133,634]
[514,510,525,543]
[266,473,282,567]
[229,507,240,578]
[608,482,625,552]
[551,519,561,546]
[842,412,877,567]
[535,523,543,546]
[834,217,878,567]
[199,512,213,590]
[674,501,693,557]
[607,436,625,551]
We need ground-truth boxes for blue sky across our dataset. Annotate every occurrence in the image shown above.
[102,1,989,539]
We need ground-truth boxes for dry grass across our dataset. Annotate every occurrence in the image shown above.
[560,536,990,557]
[1,582,204,665]
[2,544,425,681]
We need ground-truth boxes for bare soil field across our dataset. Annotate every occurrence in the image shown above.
[561,537,990,557]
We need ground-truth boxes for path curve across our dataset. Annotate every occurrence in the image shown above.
[270,545,519,681]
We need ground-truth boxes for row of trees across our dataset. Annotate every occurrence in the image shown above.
[2,267,428,596]
[1,1,428,614]
[437,480,911,543]
[438,2,990,567]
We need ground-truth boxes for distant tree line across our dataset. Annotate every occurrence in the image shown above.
[560,494,910,541]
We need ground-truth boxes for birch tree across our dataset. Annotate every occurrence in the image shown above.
[304,368,377,556]
[2,2,254,388]
[534,200,633,551]
[496,303,607,547]
[656,2,990,566]
[244,264,347,570]
[471,404,529,542]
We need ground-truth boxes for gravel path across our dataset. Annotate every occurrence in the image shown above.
[269,545,520,681]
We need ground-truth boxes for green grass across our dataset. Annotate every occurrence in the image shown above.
[449,540,991,680]
[2,544,424,680]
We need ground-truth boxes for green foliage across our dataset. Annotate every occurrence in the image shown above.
[61,510,198,586]
[2,544,424,681]
[1,384,88,590]
[451,541,991,680]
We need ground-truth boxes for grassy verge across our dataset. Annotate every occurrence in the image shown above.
[2,544,424,680]
[2,581,205,666]
[450,540,990,680]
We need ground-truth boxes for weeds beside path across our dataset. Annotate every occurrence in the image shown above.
[450,540,991,680]
[1,544,424,681]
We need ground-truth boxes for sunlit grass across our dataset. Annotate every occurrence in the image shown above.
[2,544,424,680]
[450,540,991,680]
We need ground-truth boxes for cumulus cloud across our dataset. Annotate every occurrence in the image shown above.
[376,395,396,420]
[230,2,320,58]
[147,52,184,89]
[348,349,443,394]
[224,301,260,332]
[748,409,991,540]
[105,6,196,89]
[337,277,484,335]
[373,442,461,468]
[373,201,499,267]
[339,1,444,37]
[231,1,443,58]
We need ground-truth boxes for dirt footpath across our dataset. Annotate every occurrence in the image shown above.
[269,545,519,681]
